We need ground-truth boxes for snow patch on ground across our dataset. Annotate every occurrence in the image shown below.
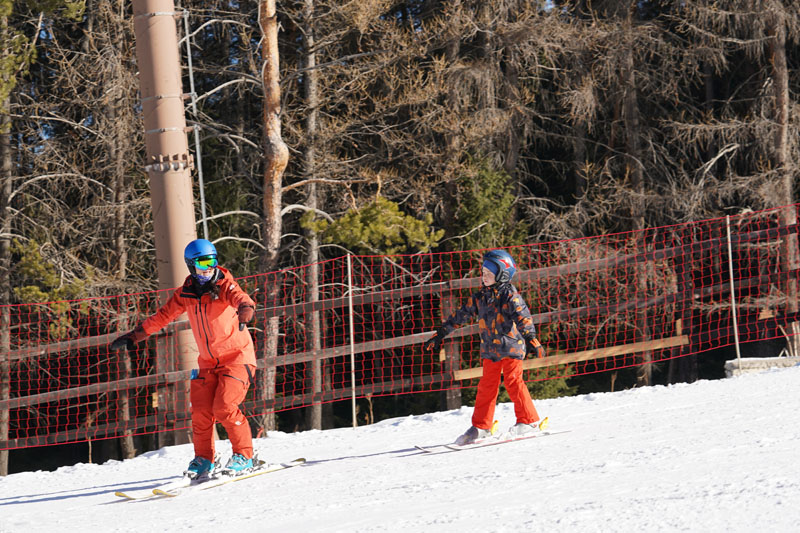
[2,367,800,532]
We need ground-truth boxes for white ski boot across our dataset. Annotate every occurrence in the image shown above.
[455,420,499,445]
[508,416,549,437]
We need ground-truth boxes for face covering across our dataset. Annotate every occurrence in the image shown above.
[193,269,216,284]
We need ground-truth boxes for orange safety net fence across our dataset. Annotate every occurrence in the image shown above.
[2,205,798,450]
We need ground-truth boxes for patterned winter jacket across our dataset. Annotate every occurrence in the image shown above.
[441,282,537,361]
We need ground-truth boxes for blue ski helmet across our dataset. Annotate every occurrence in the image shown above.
[184,239,218,273]
[482,249,517,283]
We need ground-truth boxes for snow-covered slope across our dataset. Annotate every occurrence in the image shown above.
[2,364,800,533]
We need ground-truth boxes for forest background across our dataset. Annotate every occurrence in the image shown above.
[1,0,799,470]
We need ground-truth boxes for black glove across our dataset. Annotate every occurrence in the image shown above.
[424,327,448,352]
[110,334,134,351]
[525,337,545,358]
[238,304,255,331]
[110,325,147,351]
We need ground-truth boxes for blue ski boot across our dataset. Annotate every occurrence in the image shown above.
[185,456,216,479]
[223,453,254,475]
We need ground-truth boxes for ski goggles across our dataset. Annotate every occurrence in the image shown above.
[193,255,218,270]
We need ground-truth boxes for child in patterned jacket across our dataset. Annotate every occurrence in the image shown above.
[425,249,546,444]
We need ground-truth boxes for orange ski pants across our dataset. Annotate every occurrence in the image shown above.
[472,358,540,430]
[190,364,254,461]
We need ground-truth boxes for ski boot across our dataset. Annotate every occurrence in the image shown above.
[184,456,218,480]
[223,453,255,476]
[508,416,549,436]
[455,420,498,445]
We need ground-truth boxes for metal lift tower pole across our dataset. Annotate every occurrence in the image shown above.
[132,0,199,444]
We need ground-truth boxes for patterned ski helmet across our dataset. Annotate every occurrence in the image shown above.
[183,239,218,273]
[482,249,517,283]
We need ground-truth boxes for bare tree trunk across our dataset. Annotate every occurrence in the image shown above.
[441,5,462,411]
[115,318,136,459]
[767,6,799,356]
[572,117,588,204]
[0,99,11,477]
[617,9,652,386]
[111,177,128,282]
[702,62,715,163]
[571,41,590,206]
[668,231,697,384]
[110,103,128,279]
[502,56,522,178]
[0,8,13,475]
[302,0,324,431]
[105,8,134,455]
[256,0,289,434]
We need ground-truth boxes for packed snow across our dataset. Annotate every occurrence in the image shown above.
[2,363,800,532]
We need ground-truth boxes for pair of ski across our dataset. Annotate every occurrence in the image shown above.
[416,424,570,454]
[114,457,306,500]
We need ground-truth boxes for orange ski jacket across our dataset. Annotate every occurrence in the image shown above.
[141,267,256,369]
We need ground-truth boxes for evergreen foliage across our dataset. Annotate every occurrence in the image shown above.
[301,196,444,255]
[0,0,85,105]
[451,155,529,251]
[11,239,88,339]
[11,239,87,303]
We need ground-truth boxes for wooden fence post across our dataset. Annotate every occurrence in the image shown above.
[668,229,698,383]
[441,288,462,411]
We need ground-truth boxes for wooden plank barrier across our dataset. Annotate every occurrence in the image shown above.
[453,335,690,381]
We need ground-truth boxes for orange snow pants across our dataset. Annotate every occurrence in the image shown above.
[472,358,540,430]
[190,364,254,461]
